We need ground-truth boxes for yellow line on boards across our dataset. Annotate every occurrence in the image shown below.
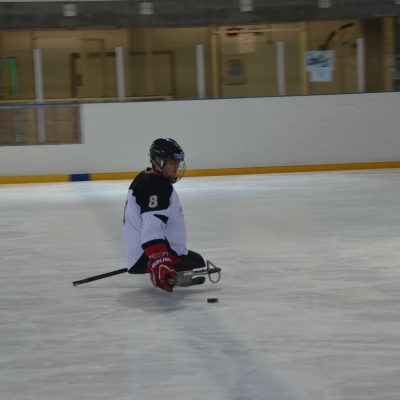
[0,175,70,184]
[185,162,400,176]
[1,162,400,184]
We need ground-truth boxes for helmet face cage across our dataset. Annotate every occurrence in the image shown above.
[150,138,186,183]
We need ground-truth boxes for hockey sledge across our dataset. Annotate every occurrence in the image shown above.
[172,260,222,287]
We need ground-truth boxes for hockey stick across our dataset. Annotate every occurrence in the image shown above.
[72,268,127,286]
[72,260,221,287]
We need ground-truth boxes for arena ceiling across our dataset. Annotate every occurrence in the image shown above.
[0,0,399,29]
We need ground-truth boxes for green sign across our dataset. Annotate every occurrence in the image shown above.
[0,57,19,98]
[6,57,19,98]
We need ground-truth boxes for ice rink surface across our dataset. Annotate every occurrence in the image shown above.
[1,170,400,400]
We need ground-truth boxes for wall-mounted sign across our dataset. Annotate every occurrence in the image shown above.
[223,55,246,85]
[237,33,255,54]
[305,51,335,82]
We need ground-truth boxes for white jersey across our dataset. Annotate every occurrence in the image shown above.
[123,169,188,270]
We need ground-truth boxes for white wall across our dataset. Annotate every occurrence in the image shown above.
[0,144,86,176]
[1,92,400,176]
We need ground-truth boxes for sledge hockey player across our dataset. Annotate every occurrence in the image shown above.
[123,138,207,292]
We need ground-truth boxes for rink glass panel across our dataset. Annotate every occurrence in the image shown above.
[0,18,396,104]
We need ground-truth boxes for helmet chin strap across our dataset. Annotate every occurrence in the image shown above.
[151,157,177,183]
[151,157,163,173]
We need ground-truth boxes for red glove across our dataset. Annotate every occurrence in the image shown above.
[144,244,179,292]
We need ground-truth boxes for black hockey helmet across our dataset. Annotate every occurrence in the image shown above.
[149,138,186,182]
[150,138,185,162]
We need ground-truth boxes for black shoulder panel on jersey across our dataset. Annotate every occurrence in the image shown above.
[154,214,169,224]
[130,170,173,213]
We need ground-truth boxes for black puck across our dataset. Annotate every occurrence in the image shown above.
[207,298,219,303]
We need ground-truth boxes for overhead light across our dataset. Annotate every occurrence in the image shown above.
[63,3,77,17]
[318,0,332,8]
[240,0,254,12]
[139,1,154,15]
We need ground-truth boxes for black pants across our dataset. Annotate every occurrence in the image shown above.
[128,250,205,274]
